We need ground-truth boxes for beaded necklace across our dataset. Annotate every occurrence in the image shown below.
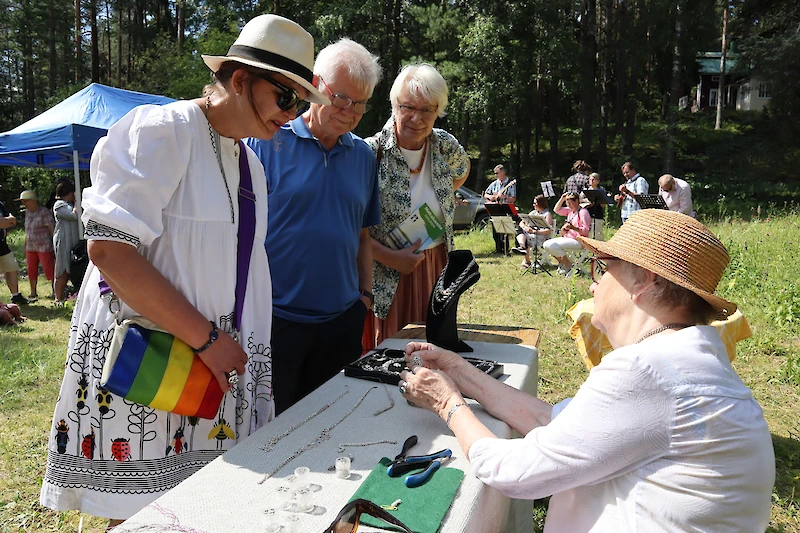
[407,140,428,175]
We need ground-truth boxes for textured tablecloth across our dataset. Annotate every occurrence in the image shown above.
[119,338,539,533]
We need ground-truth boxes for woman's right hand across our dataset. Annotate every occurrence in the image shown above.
[196,331,248,391]
[391,240,425,274]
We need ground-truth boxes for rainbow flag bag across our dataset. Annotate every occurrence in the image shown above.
[99,139,256,420]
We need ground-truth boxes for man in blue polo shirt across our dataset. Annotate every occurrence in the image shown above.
[247,38,382,413]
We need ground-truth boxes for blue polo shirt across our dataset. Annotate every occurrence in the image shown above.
[246,117,380,323]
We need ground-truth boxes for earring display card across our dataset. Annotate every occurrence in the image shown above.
[344,348,504,385]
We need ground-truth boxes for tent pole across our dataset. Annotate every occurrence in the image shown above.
[73,150,84,238]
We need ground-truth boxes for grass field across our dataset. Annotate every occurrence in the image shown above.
[1,211,799,532]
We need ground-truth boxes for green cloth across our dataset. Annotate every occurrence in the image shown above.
[349,457,465,533]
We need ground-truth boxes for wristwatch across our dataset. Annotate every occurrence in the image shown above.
[193,321,219,355]
[360,289,374,310]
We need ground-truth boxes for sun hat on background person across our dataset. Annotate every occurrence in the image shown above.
[201,14,329,106]
[15,190,38,202]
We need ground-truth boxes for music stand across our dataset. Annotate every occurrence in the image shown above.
[633,194,668,210]
[485,203,520,255]
[582,188,611,206]
[518,214,553,276]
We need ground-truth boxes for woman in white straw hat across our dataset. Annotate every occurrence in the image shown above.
[40,14,329,526]
[397,209,774,532]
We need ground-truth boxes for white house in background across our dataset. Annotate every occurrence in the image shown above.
[736,79,771,111]
[695,52,771,112]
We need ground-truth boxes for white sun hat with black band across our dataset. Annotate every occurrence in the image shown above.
[202,14,330,105]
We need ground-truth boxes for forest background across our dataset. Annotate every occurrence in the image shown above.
[1,0,799,212]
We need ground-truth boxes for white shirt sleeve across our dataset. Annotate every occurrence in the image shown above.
[82,104,193,247]
[468,351,671,500]
[678,181,693,215]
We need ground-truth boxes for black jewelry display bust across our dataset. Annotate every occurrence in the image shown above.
[426,250,480,352]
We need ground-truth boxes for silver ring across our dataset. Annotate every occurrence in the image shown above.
[398,380,408,394]
[225,371,239,386]
[410,355,423,368]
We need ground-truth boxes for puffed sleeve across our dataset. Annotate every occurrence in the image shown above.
[54,201,78,221]
[81,104,192,247]
[435,129,469,180]
[468,352,672,500]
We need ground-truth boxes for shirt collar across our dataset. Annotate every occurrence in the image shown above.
[289,116,355,148]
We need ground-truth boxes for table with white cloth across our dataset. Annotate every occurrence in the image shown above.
[119,325,539,533]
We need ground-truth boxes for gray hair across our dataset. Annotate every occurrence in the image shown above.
[314,38,382,97]
[659,174,675,189]
[390,63,449,118]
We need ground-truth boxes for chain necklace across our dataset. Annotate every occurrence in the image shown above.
[205,95,235,224]
[259,386,350,453]
[430,259,480,316]
[338,440,397,453]
[260,386,377,480]
[372,383,395,416]
[636,323,691,344]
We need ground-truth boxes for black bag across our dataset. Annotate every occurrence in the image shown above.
[70,240,89,292]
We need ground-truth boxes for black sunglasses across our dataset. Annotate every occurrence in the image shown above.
[257,74,306,111]
[323,499,413,533]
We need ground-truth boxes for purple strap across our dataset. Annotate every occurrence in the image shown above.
[234,140,255,332]
[99,141,256,334]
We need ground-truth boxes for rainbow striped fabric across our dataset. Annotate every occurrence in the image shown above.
[101,319,224,419]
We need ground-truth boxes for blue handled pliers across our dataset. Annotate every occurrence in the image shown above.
[386,448,452,487]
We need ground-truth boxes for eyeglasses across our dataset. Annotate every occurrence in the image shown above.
[257,74,306,111]
[320,79,371,114]
[590,256,620,283]
[397,103,438,118]
[323,499,413,533]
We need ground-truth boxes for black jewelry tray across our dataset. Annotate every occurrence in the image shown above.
[344,348,504,385]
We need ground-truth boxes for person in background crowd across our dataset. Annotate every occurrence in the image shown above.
[17,189,55,301]
[398,209,774,533]
[52,180,80,304]
[658,173,694,216]
[40,14,327,526]
[364,63,470,350]
[512,194,554,269]
[615,161,649,223]
[0,192,28,305]
[582,172,612,241]
[565,160,592,194]
[247,38,381,414]
[543,192,591,276]
[484,164,517,254]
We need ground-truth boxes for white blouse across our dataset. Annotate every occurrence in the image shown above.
[469,326,774,532]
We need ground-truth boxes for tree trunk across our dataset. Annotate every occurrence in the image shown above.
[614,0,627,137]
[117,0,123,86]
[477,108,493,190]
[548,76,559,178]
[534,52,543,160]
[521,81,532,171]
[90,0,99,82]
[663,4,683,174]
[49,0,57,96]
[75,0,82,83]
[22,0,34,119]
[598,0,613,172]
[105,0,112,83]
[623,0,644,155]
[460,109,470,151]
[579,0,597,159]
[390,0,402,86]
[177,0,185,54]
[715,1,729,130]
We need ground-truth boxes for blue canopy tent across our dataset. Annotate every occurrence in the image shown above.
[0,83,174,233]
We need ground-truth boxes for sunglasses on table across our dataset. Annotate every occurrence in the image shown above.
[257,74,307,111]
[324,498,413,533]
[590,256,621,283]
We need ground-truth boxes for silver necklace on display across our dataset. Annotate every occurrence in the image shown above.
[430,259,479,316]
[337,440,397,453]
[635,323,691,344]
[205,95,235,224]
[259,386,377,481]
[372,383,395,416]
[259,386,351,453]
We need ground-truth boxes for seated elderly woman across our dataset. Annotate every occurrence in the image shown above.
[398,210,775,532]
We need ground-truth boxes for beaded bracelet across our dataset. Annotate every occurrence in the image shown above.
[445,403,468,427]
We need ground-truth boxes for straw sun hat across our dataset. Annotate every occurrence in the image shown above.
[577,209,737,317]
[202,14,329,105]
[15,190,38,201]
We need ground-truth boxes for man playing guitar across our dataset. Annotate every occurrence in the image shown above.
[484,164,517,204]
[614,161,649,223]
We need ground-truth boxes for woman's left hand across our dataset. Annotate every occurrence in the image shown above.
[398,366,463,418]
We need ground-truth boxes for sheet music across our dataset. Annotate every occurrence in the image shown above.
[540,181,555,197]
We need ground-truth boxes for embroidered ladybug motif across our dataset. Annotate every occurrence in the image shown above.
[167,427,184,456]
[76,375,89,410]
[110,437,131,461]
[96,387,113,415]
[55,419,69,454]
[81,428,96,459]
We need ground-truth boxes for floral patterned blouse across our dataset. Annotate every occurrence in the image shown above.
[365,117,470,319]
[24,205,55,252]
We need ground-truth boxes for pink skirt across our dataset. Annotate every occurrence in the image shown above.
[362,245,448,352]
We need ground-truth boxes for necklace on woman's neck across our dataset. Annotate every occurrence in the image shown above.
[636,323,692,344]
[406,140,428,175]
